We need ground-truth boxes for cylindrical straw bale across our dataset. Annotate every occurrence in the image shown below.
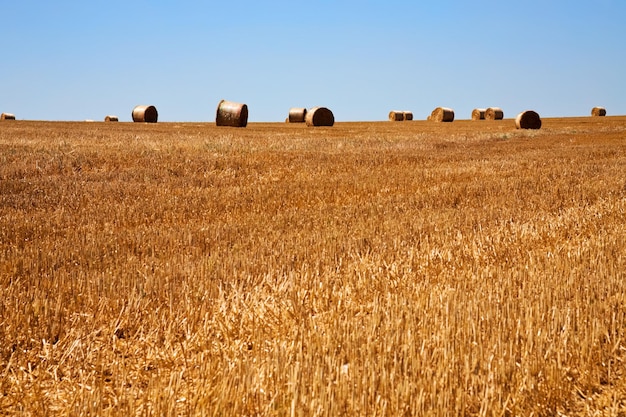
[105,115,119,122]
[591,107,606,117]
[471,108,486,120]
[485,107,504,120]
[305,107,335,127]
[515,110,542,129]
[389,110,404,122]
[430,107,455,122]
[403,111,413,121]
[288,108,307,123]
[132,105,158,123]
[216,100,248,127]
[1,113,16,120]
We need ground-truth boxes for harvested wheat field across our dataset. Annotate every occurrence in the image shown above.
[1,116,626,416]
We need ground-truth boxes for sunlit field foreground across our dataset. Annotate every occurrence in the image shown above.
[1,117,626,415]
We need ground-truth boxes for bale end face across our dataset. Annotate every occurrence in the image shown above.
[591,107,606,117]
[389,111,404,122]
[515,110,542,129]
[132,105,158,123]
[216,100,248,127]
[306,107,334,127]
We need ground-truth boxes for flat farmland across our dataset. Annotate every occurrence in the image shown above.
[1,117,626,415]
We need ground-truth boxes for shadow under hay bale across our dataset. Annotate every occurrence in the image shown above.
[105,115,119,122]
[389,111,404,121]
[132,105,158,123]
[485,107,504,120]
[515,110,542,129]
[430,107,455,122]
[471,108,486,120]
[306,107,334,127]
[216,100,248,127]
[1,113,16,121]
[288,108,307,123]
[591,107,606,117]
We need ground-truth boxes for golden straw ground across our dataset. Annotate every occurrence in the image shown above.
[1,117,626,415]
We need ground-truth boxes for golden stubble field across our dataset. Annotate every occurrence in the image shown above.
[1,117,625,416]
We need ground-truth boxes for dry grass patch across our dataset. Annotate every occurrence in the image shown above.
[1,118,626,415]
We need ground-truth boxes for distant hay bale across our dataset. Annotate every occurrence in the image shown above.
[591,107,606,117]
[288,108,307,123]
[485,107,504,120]
[471,108,486,120]
[430,107,454,122]
[515,110,542,129]
[389,110,404,121]
[132,105,158,123]
[403,111,413,121]
[1,113,16,120]
[305,107,335,127]
[105,115,119,122]
[216,100,248,127]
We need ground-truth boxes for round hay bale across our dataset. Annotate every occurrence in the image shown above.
[403,111,413,121]
[389,110,404,122]
[430,107,454,122]
[1,113,16,120]
[305,107,334,127]
[216,100,248,127]
[485,107,504,120]
[515,110,542,129]
[105,115,119,122]
[591,106,606,117]
[288,107,307,123]
[471,108,486,120]
[132,105,158,123]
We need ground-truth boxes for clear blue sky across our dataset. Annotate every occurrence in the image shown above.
[1,1,624,122]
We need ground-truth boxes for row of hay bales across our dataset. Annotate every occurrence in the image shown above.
[127,102,335,127]
[471,107,504,120]
[1,105,608,124]
[388,110,414,121]
[286,107,335,126]
[426,107,542,129]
